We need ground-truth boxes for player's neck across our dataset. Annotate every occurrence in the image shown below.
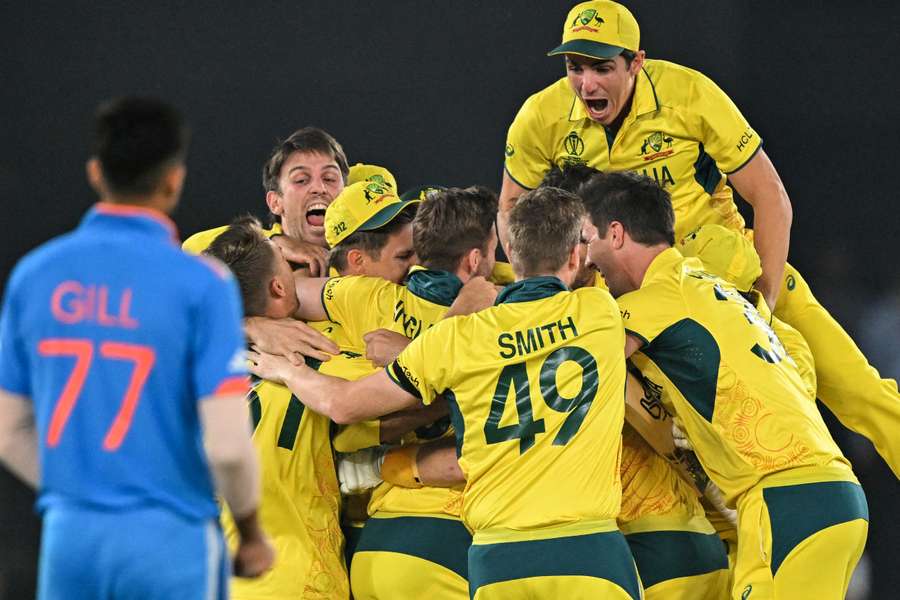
[100,192,176,217]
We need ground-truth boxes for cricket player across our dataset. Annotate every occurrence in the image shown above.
[581,170,868,599]
[183,127,355,363]
[249,187,642,600]
[287,183,499,599]
[499,0,900,477]
[0,97,273,599]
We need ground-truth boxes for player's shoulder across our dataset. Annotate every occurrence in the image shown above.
[325,274,396,300]
[3,230,81,292]
[643,59,723,105]
[516,77,576,126]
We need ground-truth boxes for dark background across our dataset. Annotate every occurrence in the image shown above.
[1,1,898,597]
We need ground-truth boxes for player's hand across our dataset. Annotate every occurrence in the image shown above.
[363,329,411,367]
[704,481,738,528]
[337,447,387,494]
[244,316,338,364]
[445,276,497,317]
[671,416,693,451]
[272,235,328,277]
[247,347,297,384]
[233,532,276,578]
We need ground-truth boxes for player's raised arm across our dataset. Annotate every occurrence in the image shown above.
[293,274,331,322]
[247,349,420,424]
[0,389,39,488]
[727,148,792,309]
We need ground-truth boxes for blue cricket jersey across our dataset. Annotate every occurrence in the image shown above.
[0,203,248,521]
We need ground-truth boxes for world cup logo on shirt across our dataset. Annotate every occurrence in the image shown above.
[564,131,585,156]
[571,9,604,32]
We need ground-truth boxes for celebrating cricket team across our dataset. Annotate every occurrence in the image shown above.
[1,2,897,599]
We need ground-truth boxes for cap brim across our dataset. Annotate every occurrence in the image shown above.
[547,40,624,60]
[358,198,420,232]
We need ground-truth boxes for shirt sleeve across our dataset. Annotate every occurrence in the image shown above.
[688,72,762,174]
[385,323,450,406]
[617,283,680,350]
[321,275,389,333]
[191,265,249,399]
[0,268,30,396]
[504,93,552,190]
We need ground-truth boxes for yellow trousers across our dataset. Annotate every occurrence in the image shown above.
[733,477,868,599]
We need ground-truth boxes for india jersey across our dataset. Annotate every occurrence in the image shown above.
[323,266,463,517]
[505,60,761,242]
[0,203,247,520]
[387,277,626,534]
[222,375,349,600]
[618,248,853,504]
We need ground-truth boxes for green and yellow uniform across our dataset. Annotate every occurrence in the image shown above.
[323,266,471,599]
[619,248,868,599]
[504,57,900,479]
[221,376,348,600]
[618,425,729,600]
[387,277,640,600]
[183,223,283,255]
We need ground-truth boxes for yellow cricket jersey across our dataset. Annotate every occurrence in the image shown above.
[322,266,465,517]
[387,277,626,535]
[618,248,854,505]
[617,424,707,532]
[505,60,761,242]
[221,376,348,600]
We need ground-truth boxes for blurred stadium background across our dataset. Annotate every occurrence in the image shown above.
[1,2,897,597]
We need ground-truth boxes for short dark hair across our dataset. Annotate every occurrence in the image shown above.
[262,127,349,194]
[508,187,584,277]
[580,171,675,246]
[413,186,497,273]
[204,216,275,317]
[327,203,418,273]
[539,164,602,194]
[92,96,189,196]
[620,49,637,68]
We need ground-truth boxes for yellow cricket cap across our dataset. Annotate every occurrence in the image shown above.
[324,181,419,247]
[680,224,762,292]
[548,1,640,60]
[347,163,399,195]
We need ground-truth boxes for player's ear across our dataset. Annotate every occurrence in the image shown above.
[346,248,367,272]
[610,221,626,250]
[566,242,580,272]
[269,276,287,299]
[160,163,186,201]
[629,50,646,75]
[86,158,104,195]
[265,190,284,216]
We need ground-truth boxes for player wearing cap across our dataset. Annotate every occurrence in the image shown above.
[288,184,499,600]
[0,97,273,599]
[582,171,868,600]
[500,0,900,478]
[249,187,642,600]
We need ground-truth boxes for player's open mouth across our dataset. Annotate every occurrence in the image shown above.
[585,98,609,118]
[305,202,328,227]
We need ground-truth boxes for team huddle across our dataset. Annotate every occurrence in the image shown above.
[1,1,897,599]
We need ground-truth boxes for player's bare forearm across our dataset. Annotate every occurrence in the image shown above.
[728,149,792,309]
[379,396,450,444]
[416,438,465,487]
[249,350,420,424]
[292,274,331,322]
[498,170,529,248]
[0,389,39,488]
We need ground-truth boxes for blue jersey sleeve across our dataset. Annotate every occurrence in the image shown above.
[0,268,30,396]
[190,263,248,400]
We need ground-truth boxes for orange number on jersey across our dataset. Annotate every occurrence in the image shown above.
[38,338,156,451]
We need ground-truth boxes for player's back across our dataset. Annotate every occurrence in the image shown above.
[621,249,852,502]
[397,278,626,533]
[3,205,245,520]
